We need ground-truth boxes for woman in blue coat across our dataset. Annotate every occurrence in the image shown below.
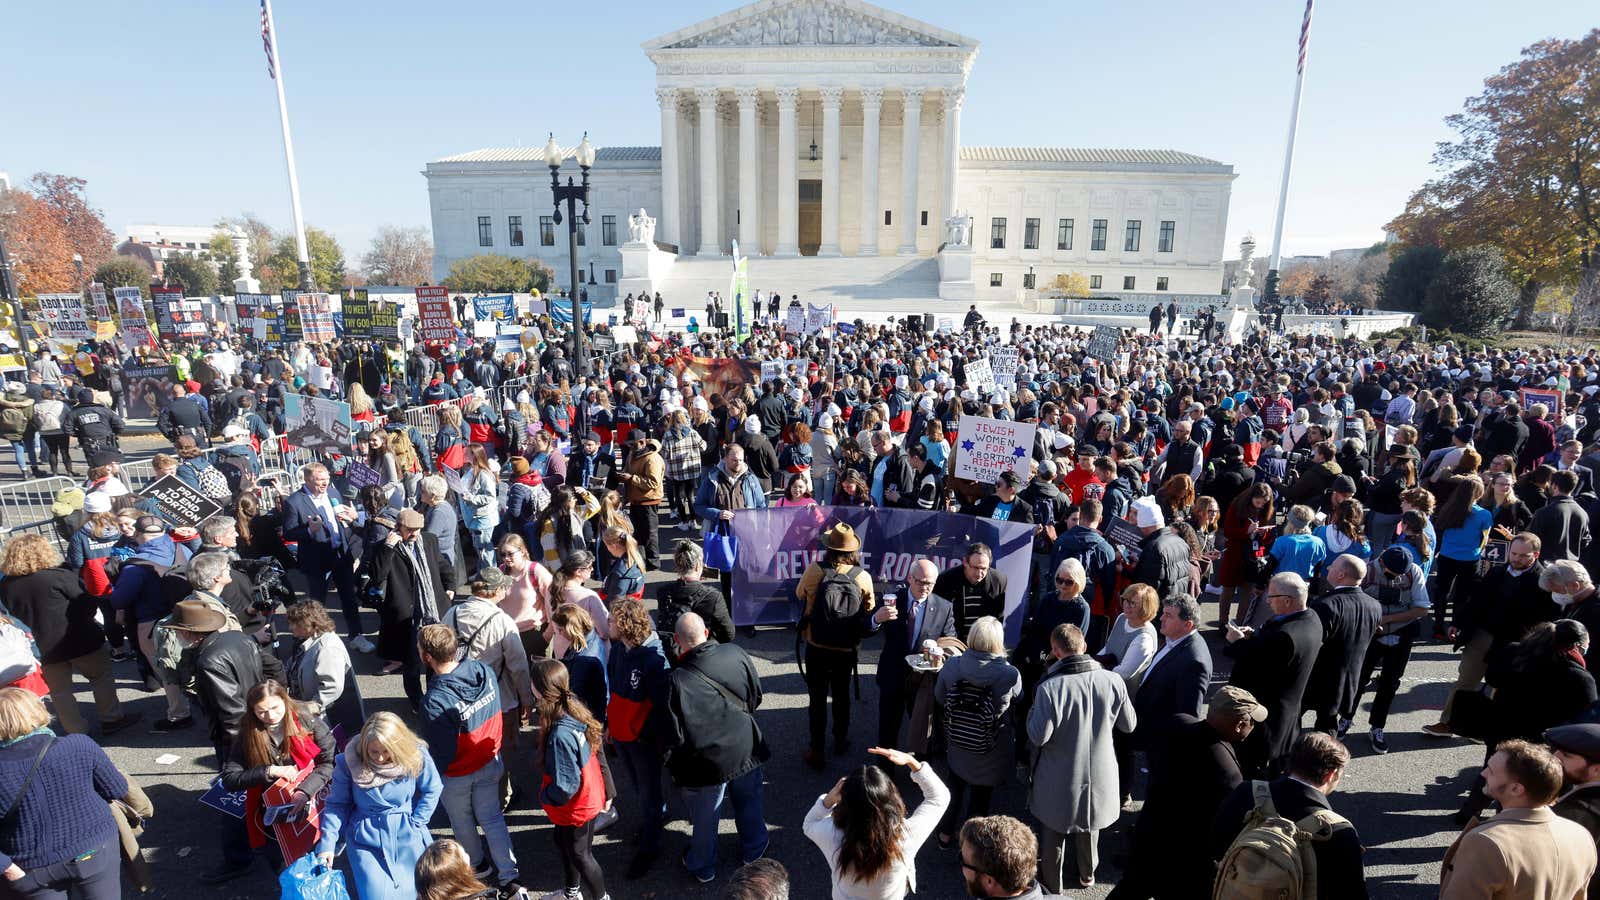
[315,712,443,900]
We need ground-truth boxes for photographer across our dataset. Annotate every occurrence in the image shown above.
[1283,441,1343,513]
[196,517,289,640]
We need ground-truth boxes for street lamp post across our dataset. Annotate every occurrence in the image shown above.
[545,133,595,377]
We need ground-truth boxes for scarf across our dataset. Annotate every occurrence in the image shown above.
[1048,653,1101,678]
[401,538,441,624]
[349,755,408,790]
[1568,647,1589,670]
[0,726,52,748]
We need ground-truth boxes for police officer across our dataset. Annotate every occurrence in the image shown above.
[157,384,211,447]
[65,387,124,460]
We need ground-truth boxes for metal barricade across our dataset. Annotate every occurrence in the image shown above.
[119,460,159,493]
[0,476,80,530]
[0,518,70,555]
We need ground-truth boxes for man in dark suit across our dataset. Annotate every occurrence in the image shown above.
[1107,686,1262,900]
[1556,440,1598,502]
[1224,571,1324,778]
[1534,469,1591,562]
[868,559,956,749]
[1133,595,1214,766]
[1301,554,1383,732]
[281,462,365,649]
[1211,732,1367,900]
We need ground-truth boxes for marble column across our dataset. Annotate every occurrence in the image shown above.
[941,88,964,223]
[857,87,883,257]
[818,87,843,257]
[694,88,721,256]
[736,88,759,254]
[775,87,800,257]
[655,87,680,248]
[897,87,923,256]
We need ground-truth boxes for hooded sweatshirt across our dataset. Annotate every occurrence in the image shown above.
[421,658,503,778]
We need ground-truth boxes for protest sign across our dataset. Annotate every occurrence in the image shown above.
[254,306,283,345]
[590,333,617,356]
[263,767,331,861]
[474,294,514,337]
[198,776,249,819]
[35,293,91,342]
[124,363,174,418]
[283,394,353,455]
[416,286,456,344]
[139,474,224,528]
[805,303,833,334]
[371,300,400,340]
[114,287,154,350]
[632,297,651,325]
[297,292,336,342]
[611,325,638,345]
[784,304,804,334]
[991,346,1019,387]
[1084,325,1119,362]
[729,507,1035,643]
[235,293,270,336]
[1104,516,1146,549]
[341,289,372,338]
[964,357,996,393]
[151,288,182,338]
[279,291,303,343]
[494,328,523,360]
[88,284,115,340]
[1520,387,1561,417]
[953,414,1036,483]
[439,464,466,495]
[344,460,383,493]
[760,360,783,384]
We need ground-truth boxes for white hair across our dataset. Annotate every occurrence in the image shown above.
[420,474,448,500]
[966,615,1006,654]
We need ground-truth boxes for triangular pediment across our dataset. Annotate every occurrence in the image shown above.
[643,0,977,51]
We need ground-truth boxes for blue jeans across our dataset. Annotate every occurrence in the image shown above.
[469,525,496,570]
[616,739,666,854]
[439,756,518,885]
[681,766,768,881]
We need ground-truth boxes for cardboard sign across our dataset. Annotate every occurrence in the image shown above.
[139,474,224,528]
[114,288,154,350]
[611,325,638,345]
[992,346,1019,387]
[298,292,336,343]
[341,289,372,338]
[280,291,303,343]
[198,776,249,819]
[805,303,833,334]
[416,286,455,345]
[494,327,522,360]
[36,293,92,342]
[1084,325,1119,362]
[784,305,804,334]
[284,394,353,455]
[439,464,466,495]
[254,305,283,345]
[965,357,996,393]
[263,765,331,862]
[344,460,383,492]
[760,360,784,384]
[953,415,1036,483]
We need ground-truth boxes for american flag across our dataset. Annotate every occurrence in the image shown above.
[261,0,276,80]
[1297,0,1314,75]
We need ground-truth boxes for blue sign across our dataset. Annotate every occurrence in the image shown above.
[548,300,593,325]
[473,294,515,322]
[199,775,249,819]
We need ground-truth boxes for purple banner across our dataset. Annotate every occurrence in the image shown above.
[729,506,1036,644]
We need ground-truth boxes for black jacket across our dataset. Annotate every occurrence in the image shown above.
[1019,481,1072,553]
[221,712,335,801]
[1225,607,1324,769]
[1211,777,1367,900]
[367,532,455,629]
[1132,632,1213,750]
[1532,494,1590,563]
[565,448,616,493]
[1133,527,1193,601]
[972,493,1035,525]
[1553,784,1600,900]
[0,565,104,666]
[733,431,779,493]
[753,393,787,440]
[195,630,266,751]
[933,567,1009,636]
[872,591,955,694]
[654,578,735,647]
[1127,715,1243,891]
[1459,561,1554,648]
[1486,642,1598,743]
[665,640,765,788]
[1302,585,1383,721]
[869,446,916,508]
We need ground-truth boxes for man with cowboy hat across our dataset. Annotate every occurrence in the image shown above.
[795,522,877,769]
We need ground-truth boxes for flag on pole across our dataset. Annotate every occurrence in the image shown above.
[731,257,751,344]
[1297,0,1314,74]
[261,0,277,79]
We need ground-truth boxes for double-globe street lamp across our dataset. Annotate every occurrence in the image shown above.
[544,132,595,378]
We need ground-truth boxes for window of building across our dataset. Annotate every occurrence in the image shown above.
[602,215,618,246]
[1057,218,1074,251]
[1090,275,1102,289]
[1159,220,1175,253]
[1024,218,1040,250]
[1124,220,1141,252]
[604,269,617,284]
[1091,219,1107,251]
[991,217,1007,249]
[1123,275,1136,290]
[989,272,1003,287]
[921,211,928,226]
[539,216,555,246]
[1156,276,1170,291]
[477,216,493,247]
[508,216,524,247]
[1023,271,1036,290]
[885,210,892,226]
[576,224,585,247]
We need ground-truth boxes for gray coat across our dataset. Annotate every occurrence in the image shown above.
[289,630,366,740]
[1026,656,1136,834]
[935,651,1021,787]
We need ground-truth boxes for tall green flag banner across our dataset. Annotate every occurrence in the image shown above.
[730,255,751,344]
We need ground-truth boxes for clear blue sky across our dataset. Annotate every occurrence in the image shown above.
[3,0,1592,265]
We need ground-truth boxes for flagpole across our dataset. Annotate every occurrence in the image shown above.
[261,0,314,291]
[1266,0,1314,295]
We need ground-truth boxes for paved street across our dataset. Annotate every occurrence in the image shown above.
[69,517,1483,899]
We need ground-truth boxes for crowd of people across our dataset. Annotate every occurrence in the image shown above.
[5,302,1600,898]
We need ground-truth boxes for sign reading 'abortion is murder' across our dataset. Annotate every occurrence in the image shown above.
[953,414,1036,483]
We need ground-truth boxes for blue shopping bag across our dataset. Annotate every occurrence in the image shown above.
[279,854,352,900]
[703,519,738,572]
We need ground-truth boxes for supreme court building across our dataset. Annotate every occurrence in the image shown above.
[426,0,1236,305]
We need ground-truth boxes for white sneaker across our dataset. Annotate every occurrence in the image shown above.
[351,636,375,653]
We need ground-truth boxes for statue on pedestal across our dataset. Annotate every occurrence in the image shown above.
[628,208,656,245]
[1232,233,1256,291]
[944,211,973,248]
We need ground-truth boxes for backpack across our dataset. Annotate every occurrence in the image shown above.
[806,565,866,648]
[214,456,253,496]
[1212,781,1350,900]
[944,678,999,754]
[185,461,232,501]
[444,605,497,666]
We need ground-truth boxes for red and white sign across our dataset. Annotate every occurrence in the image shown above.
[416,286,456,345]
[297,292,336,343]
[263,766,330,862]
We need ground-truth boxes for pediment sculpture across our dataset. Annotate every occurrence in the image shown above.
[669,0,955,48]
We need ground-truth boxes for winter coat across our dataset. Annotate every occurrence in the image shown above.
[441,598,533,712]
[1026,655,1135,833]
[455,467,499,533]
[662,425,706,482]
[315,753,443,900]
[561,633,609,724]
[367,533,455,661]
[607,634,672,745]
[1133,527,1194,600]
[420,658,502,777]
[654,578,736,646]
[0,565,104,665]
[108,535,185,623]
[620,439,665,505]
[693,462,769,534]
[287,630,366,740]
[1302,585,1384,720]
[934,650,1022,788]
[664,640,766,788]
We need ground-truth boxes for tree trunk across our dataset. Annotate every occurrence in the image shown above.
[1510,277,1542,330]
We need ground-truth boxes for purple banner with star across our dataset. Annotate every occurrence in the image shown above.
[727,506,1036,644]
[953,415,1037,484]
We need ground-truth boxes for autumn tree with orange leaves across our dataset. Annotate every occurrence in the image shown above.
[1388,30,1600,329]
[0,174,116,297]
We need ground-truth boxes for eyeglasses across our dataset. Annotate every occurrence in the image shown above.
[960,859,988,877]
[1266,593,1294,601]
[1055,577,1075,585]
[909,578,933,586]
